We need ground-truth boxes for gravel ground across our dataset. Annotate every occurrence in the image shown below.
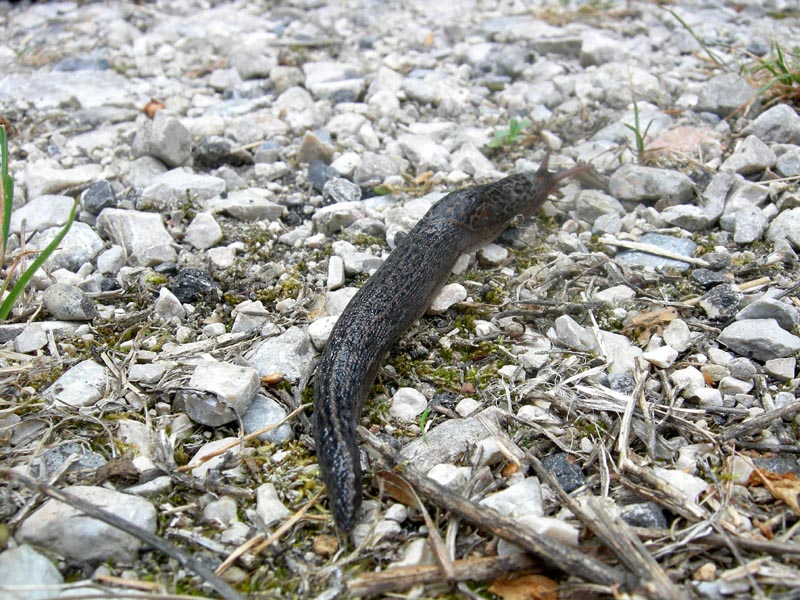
[1,0,800,598]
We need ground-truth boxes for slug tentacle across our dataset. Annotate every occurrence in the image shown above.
[313,157,586,532]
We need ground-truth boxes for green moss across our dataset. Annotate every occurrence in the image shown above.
[144,273,168,286]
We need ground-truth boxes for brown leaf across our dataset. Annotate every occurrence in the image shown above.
[748,469,800,515]
[143,98,166,118]
[261,372,285,385]
[489,574,559,600]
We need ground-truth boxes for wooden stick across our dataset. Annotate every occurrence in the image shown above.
[0,469,245,600]
[360,429,622,588]
[599,235,710,267]
[347,553,541,596]
[526,453,689,600]
[720,400,800,441]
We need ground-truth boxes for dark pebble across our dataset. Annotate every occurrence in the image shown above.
[308,160,339,192]
[82,180,117,214]
[620,502,668,529]
[100,277,122,292]
[541,452,586,493]
[169,268,218,303]
[192,136,253,169]
[690,268,730,289]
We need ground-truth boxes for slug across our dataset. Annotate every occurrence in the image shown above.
[313,153,587,532]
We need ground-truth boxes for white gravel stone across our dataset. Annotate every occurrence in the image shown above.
[455,397,480,417]
[592,284,635,307]
[44,359,108,408]
[308,315,338,350]
[245,326,316,383]
[642,345,679,368]
[312,201,366,236]
[0,544,63,600]
[9,194,74,234]
[96,245,125,274]
[97,208,177,266]
[185,360,259,426]
[478,243,508,265]
[17,486,156,563]
[426,463,471,488]
[719,318,800,361]
[185,212,223,250]
[427,282,467,314]
[241,394,293,444]
[139,168,226,212]
[154,287,186,320]
[660,320,691,353]
[480,477,543,518]
[389,387,428,421]
[13,322,48,353]
[190,437,243,479]
[256,483,290,528]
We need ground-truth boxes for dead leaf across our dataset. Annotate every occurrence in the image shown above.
[489,574,559,600]
[747,469,800,515]
[261,373,285,385]
[143,98,166,118]
[622,307,678,345]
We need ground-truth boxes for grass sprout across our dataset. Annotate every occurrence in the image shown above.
[0,125,79,320]
[487,117,531,149]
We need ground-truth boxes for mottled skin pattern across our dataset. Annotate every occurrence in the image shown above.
[314,155,587,532]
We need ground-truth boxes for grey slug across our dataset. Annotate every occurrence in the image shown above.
[313,153,588,532]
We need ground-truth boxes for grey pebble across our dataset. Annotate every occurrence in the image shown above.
[719,319,800,361]
[42,283,97,321]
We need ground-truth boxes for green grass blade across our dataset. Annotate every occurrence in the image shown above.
[0,199,79,320]
[0,125,12,262]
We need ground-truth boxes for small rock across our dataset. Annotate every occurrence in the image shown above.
[13,322,48,353]
[389,387,428,421]
[97,208,177,266]
[670,366,705,398]
[695,73,756,118]
[17,485,156,563]
[97,245,125,274]
[719,319,800,361]
[480,477,543,517]
[766,207,800,249]
[169,268,218,303]
[427,283,467,314]
[615,233,697,271]
[185,212,223,250]
[241,394,293,444]
[736,297,799,331]
[0,544,63,600]
[720,135,776,174]
[298,130,336,164]
[741,103,800,144]
[663,319,692,352]
[690,268,730,289]
[184,360,260,426]
[10,194,75,234]
[192,136,252,169]
[698,284,743,320]
[327,255,346,290]
[399,407,504,473]
[764,357,795,382]
[132,114,192,168]
[620,502,668,529]
[190,437,243,478]
[312,201,366,236]
[549,314,596,352]
[42,284,97,321]
[643,345,679,368]
[138,168,226,212]
[256,483,290,528]
[245,326,316,383]
[153,287,186,320]
[322,177,362,205]
[609,164,694,204]
[541,453,586,493]
[398,133,450,172]
[478,243,508,265]
[209,188,284,222]
[592,284,635,307]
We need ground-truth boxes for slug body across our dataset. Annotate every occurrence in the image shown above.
[314,156,585,532]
